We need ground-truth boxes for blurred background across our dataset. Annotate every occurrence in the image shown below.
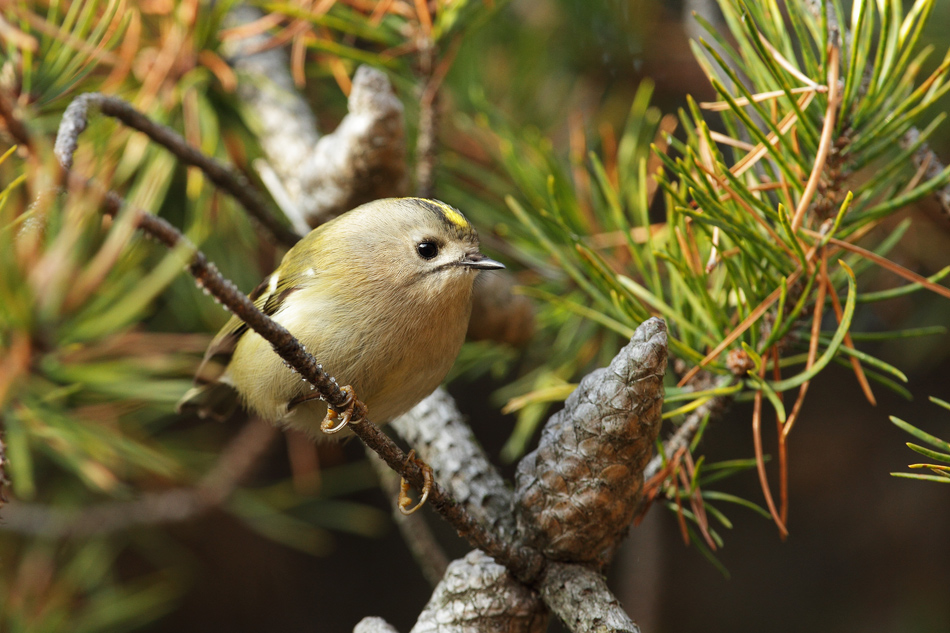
[1,1,949,632]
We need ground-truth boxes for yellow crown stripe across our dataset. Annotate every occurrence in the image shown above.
[430,200,471,230]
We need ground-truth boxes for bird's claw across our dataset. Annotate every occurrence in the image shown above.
[321,385,365,435]
[398,450,433,516]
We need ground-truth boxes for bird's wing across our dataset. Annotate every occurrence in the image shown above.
[177,272,301,418]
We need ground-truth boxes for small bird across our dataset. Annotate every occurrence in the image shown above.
[178,198,504,438]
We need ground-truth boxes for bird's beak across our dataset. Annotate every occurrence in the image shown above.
[460,252,505,270]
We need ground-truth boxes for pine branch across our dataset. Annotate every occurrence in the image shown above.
[53,92,301,248]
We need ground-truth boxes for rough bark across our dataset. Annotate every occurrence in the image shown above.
[224,6,409,232]
[392,388,517,540]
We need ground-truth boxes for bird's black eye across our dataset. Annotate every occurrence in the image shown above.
[416,241,439,260]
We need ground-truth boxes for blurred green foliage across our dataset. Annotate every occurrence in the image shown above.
[1,0,950,629]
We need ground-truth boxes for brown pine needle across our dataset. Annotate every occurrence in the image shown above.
[198,50,237,92]
[569,113,596,230]
[683,451,716,550]
[730,91,815,178]
[677,272,801,387]
[422,36,461,106]
[759,35,823,89]
[902,151,932,194]
[753,360,789,538]
[291,29,308,87]
[329,56,353,95]
[772,347,790,524]
[792,43,840,231]
[671,474,690,545]
[220,11,284,40]
[782,253,828,439]
[414,0,433,35]
[805,231,950,301]
[599,121,619,188]
[709,130,756,151]
[369,0,396,24]
[103,9,140,90]
[674,225,701,275]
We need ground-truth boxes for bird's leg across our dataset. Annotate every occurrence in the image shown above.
[319,385,366,434]
[398,449,433,515]
[287,391,323,411]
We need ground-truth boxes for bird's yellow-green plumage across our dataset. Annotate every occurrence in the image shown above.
[178,198,504,439]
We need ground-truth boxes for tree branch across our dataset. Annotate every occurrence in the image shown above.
[539,562,640,633]
[54,93,300,248]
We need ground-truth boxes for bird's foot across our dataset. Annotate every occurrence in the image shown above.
[320,385,366,435]
[398,450,433,516]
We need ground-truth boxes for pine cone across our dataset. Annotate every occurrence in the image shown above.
[409,550,548,633]
[514,317,667,566]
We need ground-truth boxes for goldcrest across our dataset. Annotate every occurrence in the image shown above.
[178,197,504,438]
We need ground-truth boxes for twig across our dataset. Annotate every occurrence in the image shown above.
[643,379,734,482]
[54,93,301,248]
[901,127,950,220]
[0,418,277,537]
[414,37,451,199]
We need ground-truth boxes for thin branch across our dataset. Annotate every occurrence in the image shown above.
[900,127,950,220]
[539,562,640,633]
[54,92,301,248]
